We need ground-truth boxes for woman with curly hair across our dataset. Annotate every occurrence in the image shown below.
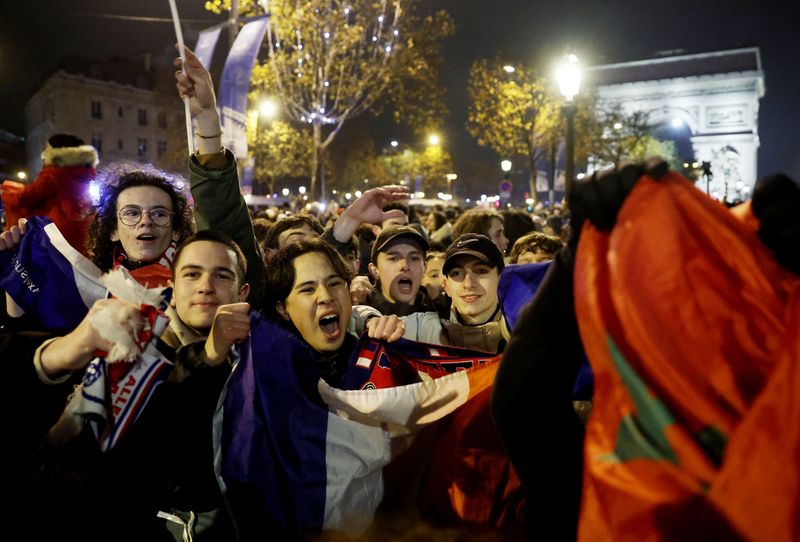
[87,162,195,286]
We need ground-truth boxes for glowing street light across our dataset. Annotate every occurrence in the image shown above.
[427,133,440,146]
[557,53,581,204]
[671,118,684,128]
[503,65,516,74]
[500,160,512,173]
[390,140,399,148]
[298,186,307,195]
[259,98,278,119]
[556,54,581,101]
[281,188,290,196]
[16,171,27,180]
[613,122,623,130]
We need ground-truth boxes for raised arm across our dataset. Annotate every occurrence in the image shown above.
[175,46,266,308]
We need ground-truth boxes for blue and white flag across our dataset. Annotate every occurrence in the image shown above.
[0,216,105,331]
[194,23,223,72]
[218,16,269,164]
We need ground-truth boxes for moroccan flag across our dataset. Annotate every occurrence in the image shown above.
[0,216,105,331]
[574,172,800,541]
[218,313,521,535]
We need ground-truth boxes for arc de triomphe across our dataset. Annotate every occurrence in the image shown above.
[586,47,765,201]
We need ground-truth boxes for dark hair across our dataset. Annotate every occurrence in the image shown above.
[429,211,447,231]
[452,209,502,239]
[509,231,563,263]
[502,210,535,249]
[88,162,194,271]
[265,214,324,250]
[382,202,409,215]
[252,218,272,246]
[265,237,352,317]
[172,230,248,286]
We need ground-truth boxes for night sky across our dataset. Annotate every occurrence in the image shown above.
[2,0,799,181]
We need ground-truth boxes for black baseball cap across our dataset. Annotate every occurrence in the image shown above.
[443,233,505,274]
[371,225,429,262]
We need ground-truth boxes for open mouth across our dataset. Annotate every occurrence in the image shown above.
[319,314,341,339]
[397,277,414,294]
[136,233,156,241]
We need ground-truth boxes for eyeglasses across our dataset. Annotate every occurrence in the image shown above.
[118,205,173,227]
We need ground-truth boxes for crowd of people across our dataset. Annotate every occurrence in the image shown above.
[0,44,798,542]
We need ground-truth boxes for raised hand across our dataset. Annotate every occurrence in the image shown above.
[333,185,410,242]
[203,302,251,365]
[174,45,217,119]
[0,218,28,251]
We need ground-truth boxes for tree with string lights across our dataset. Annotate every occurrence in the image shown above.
[206,0,453,201]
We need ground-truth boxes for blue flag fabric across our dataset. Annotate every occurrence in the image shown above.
[218,16,269,163]
[0,216,105,331]
[498,262,551,330]
[498,261,594,399]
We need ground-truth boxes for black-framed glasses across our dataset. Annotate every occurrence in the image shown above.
[118,205,173,227]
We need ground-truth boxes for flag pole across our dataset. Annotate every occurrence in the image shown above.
[168,0,195,154]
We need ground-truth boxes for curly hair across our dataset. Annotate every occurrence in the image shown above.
[509,231,563,263]
[88,161,195,271]
[452,208,502,239]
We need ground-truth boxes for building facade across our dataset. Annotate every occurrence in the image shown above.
[25,70,185,174]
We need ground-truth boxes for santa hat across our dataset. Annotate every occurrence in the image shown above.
[42,133,99,168]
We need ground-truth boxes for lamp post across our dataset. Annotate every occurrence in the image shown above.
[557,54,581,204]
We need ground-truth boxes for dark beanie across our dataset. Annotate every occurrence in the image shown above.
[48,133,85,148]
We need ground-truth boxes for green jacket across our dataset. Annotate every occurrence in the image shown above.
[188,150,266,308]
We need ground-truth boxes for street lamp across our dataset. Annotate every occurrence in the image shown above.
[503,65,516,74]
[500,160,512,174]
[259,97,278,120]
[427,133,440,146]
[557,53,581,204]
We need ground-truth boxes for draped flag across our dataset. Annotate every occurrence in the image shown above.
[0,216,105,331]
[574,172,800,541]
[217,313,521,536]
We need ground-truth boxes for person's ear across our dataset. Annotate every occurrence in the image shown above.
[110,229,119,242]
[443,276,453,298]
[276,302,290,321]
[172,231,180,242]
[238,283,251,302]
[368,262,379,281]
[168,279,176,307]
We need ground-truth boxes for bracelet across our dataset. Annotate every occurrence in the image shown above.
[195,131,222,139]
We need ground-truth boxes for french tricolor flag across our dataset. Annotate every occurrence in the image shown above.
[0,216,106,331]
[216,314,522,537]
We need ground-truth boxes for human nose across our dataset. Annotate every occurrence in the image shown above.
[198,273,215,293]
[316,284,335,304]
[462,271,476,288]
[138,209,156,225]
